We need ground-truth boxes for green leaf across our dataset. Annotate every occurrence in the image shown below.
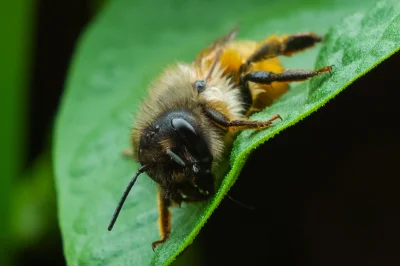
[53,0,400,265]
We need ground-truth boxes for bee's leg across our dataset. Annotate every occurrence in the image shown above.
[240,33,323,73]
[203,106,282,130]
[152,189,172,251]
[121,148,134,157]
[241,65,333,85]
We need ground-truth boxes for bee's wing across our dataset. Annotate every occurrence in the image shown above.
[194,26,239,77]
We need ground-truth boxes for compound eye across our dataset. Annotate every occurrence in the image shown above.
[171,118,210,162]
[194,79,205,93]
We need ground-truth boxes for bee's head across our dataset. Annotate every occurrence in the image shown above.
[138,109,214,202]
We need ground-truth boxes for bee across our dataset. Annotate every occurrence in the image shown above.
[107,26,332,250]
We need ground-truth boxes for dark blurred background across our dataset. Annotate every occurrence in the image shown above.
[1,1,106,265]
[1,0,399,266]
[203,52,400,266]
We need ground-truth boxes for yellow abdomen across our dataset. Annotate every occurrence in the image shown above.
[219,38,289,115]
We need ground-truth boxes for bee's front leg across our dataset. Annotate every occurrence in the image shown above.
[152,188,172,251]
[121,148,134,157]
[203,105,282,131]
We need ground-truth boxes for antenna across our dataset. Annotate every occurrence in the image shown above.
[227,194,255,211]
[108,165,150,231]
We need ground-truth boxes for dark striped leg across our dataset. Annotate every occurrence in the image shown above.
[241,66,333,85]
[240,32,323,73]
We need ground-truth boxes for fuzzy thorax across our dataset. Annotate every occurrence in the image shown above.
[130,62,245,165]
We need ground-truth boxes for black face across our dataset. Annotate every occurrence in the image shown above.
[138,109,214,203]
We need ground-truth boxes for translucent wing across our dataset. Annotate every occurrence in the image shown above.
[194,26,240,78]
